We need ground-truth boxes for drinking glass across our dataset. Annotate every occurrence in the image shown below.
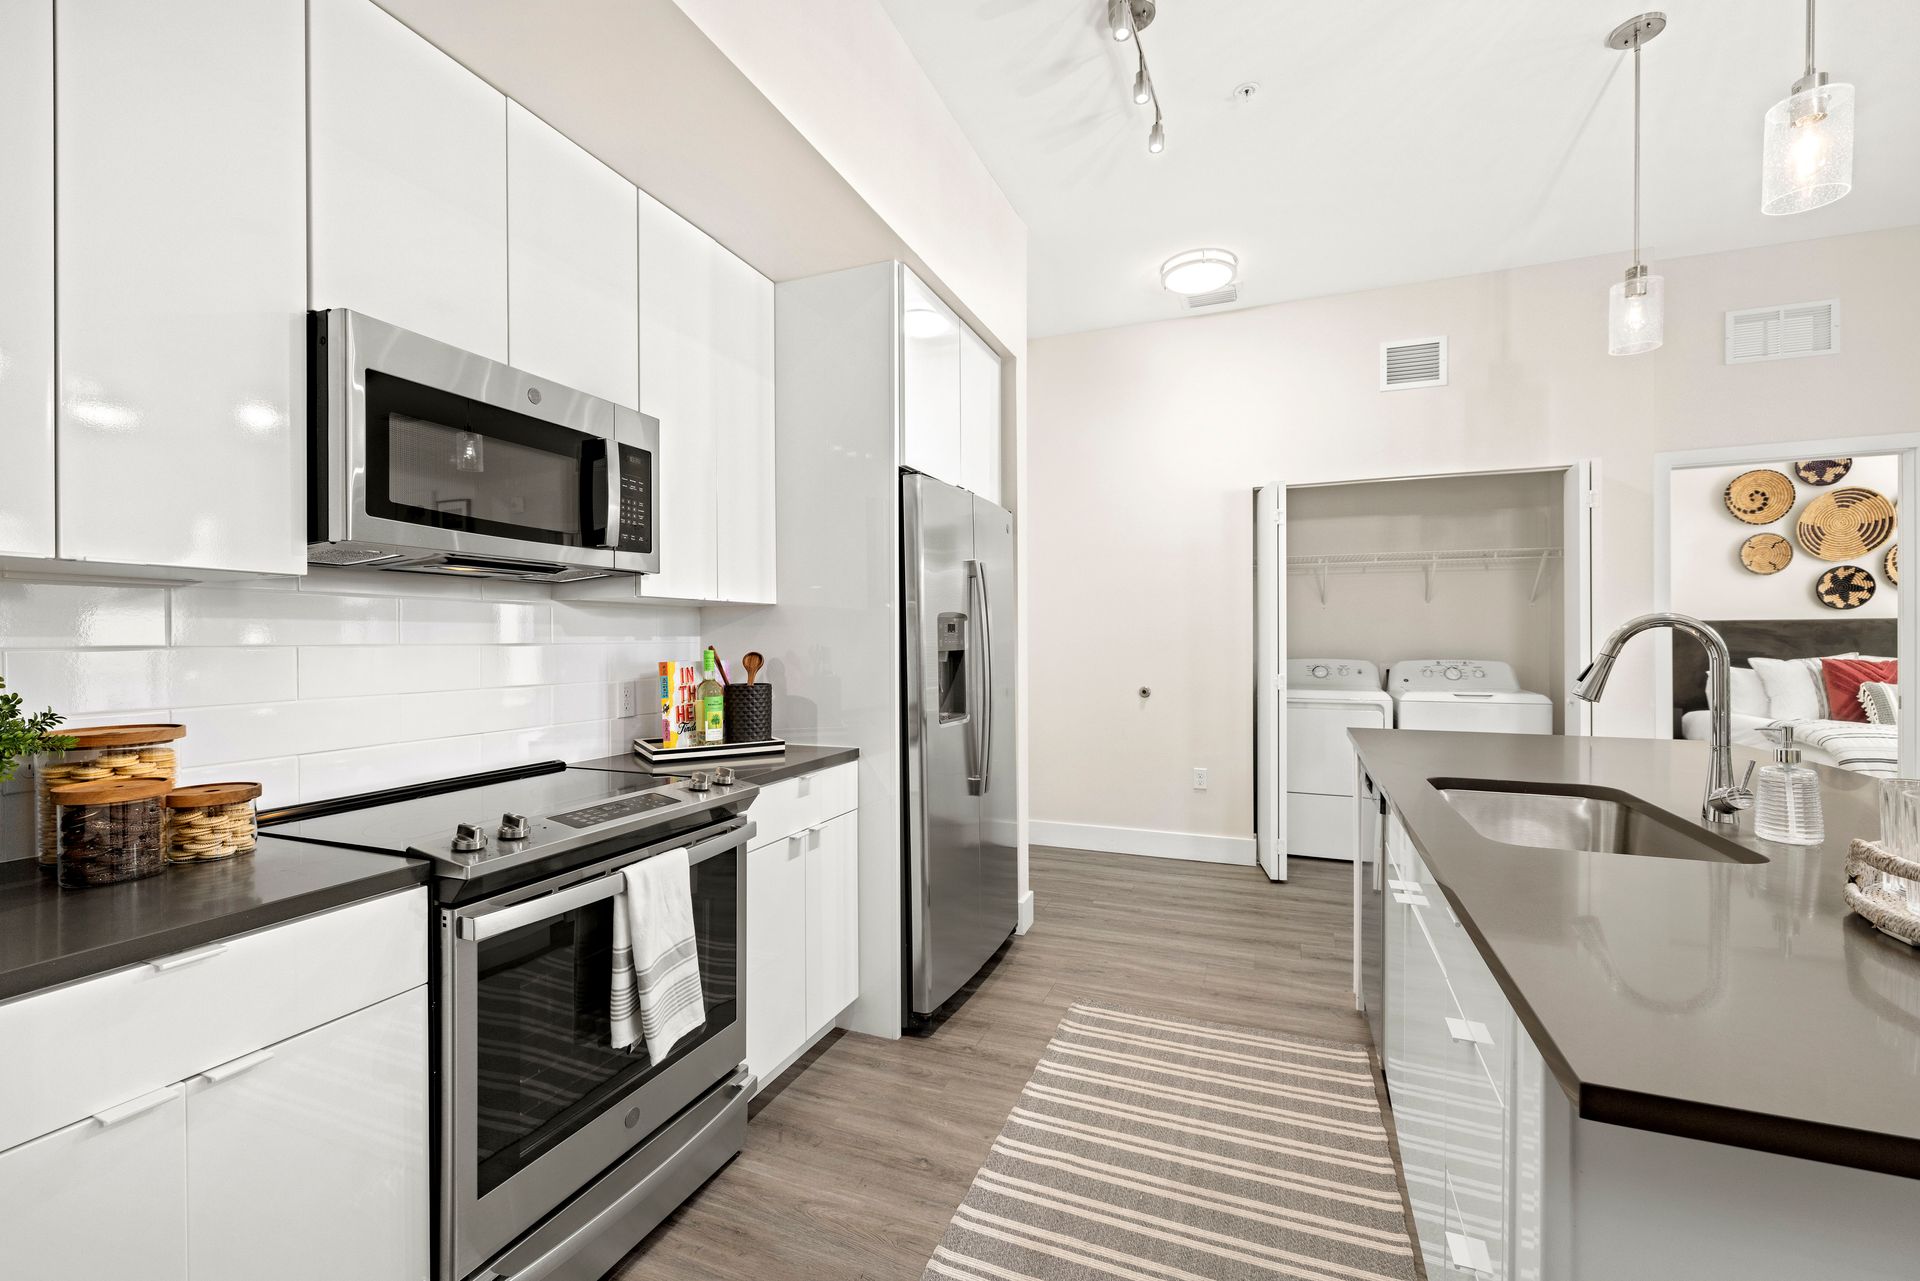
[1875,779,1920,911]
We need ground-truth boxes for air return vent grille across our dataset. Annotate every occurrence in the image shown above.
[1183,284,1239,309]
[1380,337,1447,391]
[1725,299,1840,364]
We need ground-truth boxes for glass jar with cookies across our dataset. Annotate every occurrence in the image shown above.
[33,724,186,873]
[52,777,170,889]
[163,782,262,864]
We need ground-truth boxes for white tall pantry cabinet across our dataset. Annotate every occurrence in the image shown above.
[898,266,1005,505]
[0,0,54,560]
[54,0,307,576]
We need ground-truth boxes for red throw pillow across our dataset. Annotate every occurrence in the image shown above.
[1821,658,1896,722]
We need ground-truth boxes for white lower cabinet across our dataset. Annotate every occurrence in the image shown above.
[0,1083,188,1279]
[186,986,429,1281]
[0,889,428,1280]
[742,767,859,1088]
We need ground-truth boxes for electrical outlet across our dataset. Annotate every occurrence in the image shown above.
[1192,767,1208,790]
[618,680,638,719]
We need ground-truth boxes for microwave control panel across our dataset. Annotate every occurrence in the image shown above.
[616,444,652,554]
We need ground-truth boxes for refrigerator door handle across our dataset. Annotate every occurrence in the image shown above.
[969,558,994,794]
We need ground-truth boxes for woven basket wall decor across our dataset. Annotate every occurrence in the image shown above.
[1738,532,1793,575]
[1795,458,1853,486]
[1815,564,1876,610]
[1723,469,1796,524]
[1887,544,1900,587]
[1797,486,1896,561]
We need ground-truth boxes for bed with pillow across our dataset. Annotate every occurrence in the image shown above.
[1672,618,1899,777]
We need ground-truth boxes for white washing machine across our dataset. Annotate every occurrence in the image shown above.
[1287,659,1393,862]
[1390,659,1555,734]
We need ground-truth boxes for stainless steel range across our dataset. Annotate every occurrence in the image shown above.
[263,761,756,1281]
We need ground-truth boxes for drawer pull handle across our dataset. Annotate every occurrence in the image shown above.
[1445,1230,1494,1273]
[148,943,228,973]
[197,1049,275,1086]
[1446,1017,1493,1046]
[92,1086,179,1128]
[1392,892,1429,907]
[1387,879,1420,892]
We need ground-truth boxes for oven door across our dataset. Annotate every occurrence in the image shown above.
[315,308,624,575]
[439,821,746,1281]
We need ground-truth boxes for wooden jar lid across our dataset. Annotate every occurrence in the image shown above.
[63,723,188,749]
[48,777,174,806]
[165,782,263,808]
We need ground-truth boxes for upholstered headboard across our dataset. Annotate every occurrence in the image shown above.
[1671,618,1897,736]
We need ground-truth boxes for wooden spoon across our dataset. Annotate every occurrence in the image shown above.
[743,652,764,685]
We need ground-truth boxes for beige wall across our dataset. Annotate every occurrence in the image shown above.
[1029,225,1920,844]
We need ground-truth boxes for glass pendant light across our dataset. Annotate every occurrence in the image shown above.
[1607,14,1666,357]
[451,430,485,473]
[1761,0,1854,215]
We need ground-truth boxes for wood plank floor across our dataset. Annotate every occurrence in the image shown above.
[611,847,1379,1280]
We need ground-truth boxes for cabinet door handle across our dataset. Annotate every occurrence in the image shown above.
[92,1085,180,1128]
[1392,892,1429,907]
[1445,1017,1493,1046]
[196,1049,275,1086]
[1387,879,1420,892]
[1446,1230,1495,1274]
[148,942,228,973]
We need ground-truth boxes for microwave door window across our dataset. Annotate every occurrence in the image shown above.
[365,369,594,547]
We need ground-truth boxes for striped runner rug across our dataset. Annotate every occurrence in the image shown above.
[922,1004,1418,1281]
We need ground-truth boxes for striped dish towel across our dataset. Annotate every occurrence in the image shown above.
[609,848,707,1061]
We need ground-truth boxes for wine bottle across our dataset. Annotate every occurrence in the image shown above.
[697,649,726,745]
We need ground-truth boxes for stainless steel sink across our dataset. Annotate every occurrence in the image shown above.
[1433,782,1767,864]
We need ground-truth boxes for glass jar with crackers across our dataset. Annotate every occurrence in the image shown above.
[52,777,170,889]
[164,782,262,864]
[32,724,186,873]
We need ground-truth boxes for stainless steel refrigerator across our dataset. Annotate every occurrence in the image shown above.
[902,472,1018,1024]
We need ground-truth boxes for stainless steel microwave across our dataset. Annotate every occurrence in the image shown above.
[307,309,657,581]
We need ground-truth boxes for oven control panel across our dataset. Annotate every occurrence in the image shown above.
[549,790,680,829]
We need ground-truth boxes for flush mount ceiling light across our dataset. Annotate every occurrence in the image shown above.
[1762,0,1854,215]
[1606,13,1666,357]
[1161,249,1238,297]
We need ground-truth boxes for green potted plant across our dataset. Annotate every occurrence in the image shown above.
[1,678,74,856]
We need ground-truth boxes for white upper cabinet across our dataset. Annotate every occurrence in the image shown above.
[506,102,639,408]
[309,0,509,363]
[713,250,776,604]
[900,269,962,485]
[0,0,54,560]
[959,325,1004,506]
[54,0,305,575]
[637,191,720,602]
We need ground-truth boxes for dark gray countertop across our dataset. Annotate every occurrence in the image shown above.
[570,742,859,788]
[1352,728,1920,1179]
[0,836,428,1003]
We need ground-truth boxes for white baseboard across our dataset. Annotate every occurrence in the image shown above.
[1029,820,1257,866]
[1017,889,1035,934]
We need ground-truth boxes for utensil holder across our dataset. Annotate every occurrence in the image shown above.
[724,683,773,744]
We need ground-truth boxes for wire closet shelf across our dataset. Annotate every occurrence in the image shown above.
[1287,546,1563,604]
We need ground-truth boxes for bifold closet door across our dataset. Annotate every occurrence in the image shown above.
[1254,485,1288,881]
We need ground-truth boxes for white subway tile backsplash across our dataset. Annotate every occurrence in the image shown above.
[298,644,484,698]
[4,648,297,713]
[399,598,549,644]
[172,586,400,646]
[0,582,169,648]
[0,578,702,855]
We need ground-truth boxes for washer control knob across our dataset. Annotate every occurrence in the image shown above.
[497,812,531,841]
[1310,664,1329,679]
[451,822,489,853]
[1445,667,1462,681]
[686,771,713,793]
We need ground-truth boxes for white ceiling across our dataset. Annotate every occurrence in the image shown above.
[880,0,1920,337]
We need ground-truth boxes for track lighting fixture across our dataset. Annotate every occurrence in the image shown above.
[1133,59,1151,106]
[1148,115,1165,154]
[1108,0,1130,41]
[1107,0,1164,153]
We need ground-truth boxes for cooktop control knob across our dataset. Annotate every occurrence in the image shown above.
[497,812,531,841]
[712,767,738,787]
[451,822,489,853]
[685,771,713,793]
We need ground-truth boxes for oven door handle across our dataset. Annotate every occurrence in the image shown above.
[458,824,750,943]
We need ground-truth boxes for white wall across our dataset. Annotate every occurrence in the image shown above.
[1287,471,1566,720]
[0,572,700,856]
[1669,454,1899,620]
[1028,225,1920,847]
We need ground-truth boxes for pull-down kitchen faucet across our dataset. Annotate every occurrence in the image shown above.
[1572,612,1753,825]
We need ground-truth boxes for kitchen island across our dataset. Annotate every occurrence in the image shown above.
[1351,728,1920,1281]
